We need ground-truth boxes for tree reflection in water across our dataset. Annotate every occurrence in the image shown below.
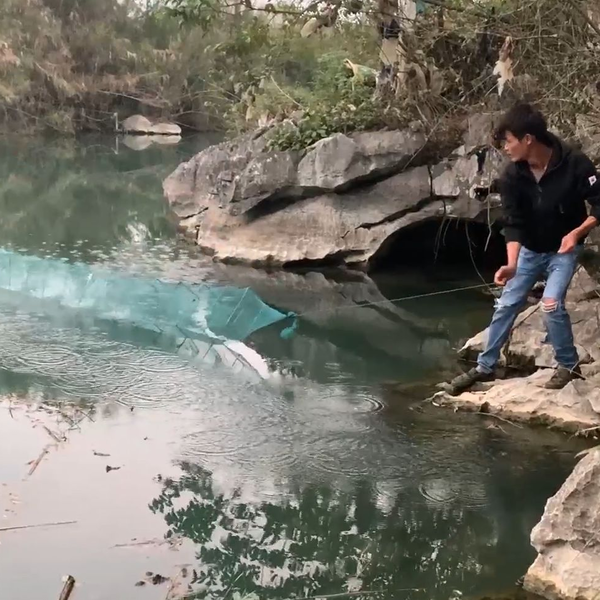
[150,461,533,600]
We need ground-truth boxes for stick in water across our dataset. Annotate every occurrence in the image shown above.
[59,575,76,600]
[0,520,77,533]
[28,445,50,476]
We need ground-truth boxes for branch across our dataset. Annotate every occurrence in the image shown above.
[564,0,600,38]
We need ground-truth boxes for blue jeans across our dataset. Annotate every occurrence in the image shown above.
[477,246,581,373]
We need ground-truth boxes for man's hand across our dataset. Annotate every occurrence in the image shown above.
[558,231,579,254]
[494,265,516,286]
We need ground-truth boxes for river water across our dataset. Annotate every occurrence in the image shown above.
[0,136,586,600]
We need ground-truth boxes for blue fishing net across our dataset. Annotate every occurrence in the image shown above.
[0,249,296,342]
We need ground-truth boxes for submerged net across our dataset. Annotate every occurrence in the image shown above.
[0,249,296,344]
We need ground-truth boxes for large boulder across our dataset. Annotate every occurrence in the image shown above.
[189,166,438,266]
[164,122,505,268]
[524,449,600,600]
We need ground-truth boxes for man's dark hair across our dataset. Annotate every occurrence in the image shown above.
[494,103,553,146]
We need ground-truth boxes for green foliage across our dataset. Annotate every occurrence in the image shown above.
[159,0,222,29]
[266,53,383,151]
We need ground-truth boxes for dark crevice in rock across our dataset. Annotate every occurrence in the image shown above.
[283,250,366,270]
[356,195,438,230]
[179,207,207,221]
[242,186,324,221]
[241,162,433,222]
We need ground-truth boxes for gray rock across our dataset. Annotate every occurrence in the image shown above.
[296,130,428,191]
[190,166,434,267]
[433,370,600,433]
[163,121,507,268]
[524,449,600,600]
[463,112,502,153]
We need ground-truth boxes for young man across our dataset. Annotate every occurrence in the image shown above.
[445,103,600,395]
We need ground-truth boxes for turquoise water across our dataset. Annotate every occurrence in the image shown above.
[0,136,584,600]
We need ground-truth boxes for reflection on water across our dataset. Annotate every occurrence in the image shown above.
[149,437,569,600]
[0,136,579,599]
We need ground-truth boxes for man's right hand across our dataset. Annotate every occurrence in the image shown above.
[494,265,517,286]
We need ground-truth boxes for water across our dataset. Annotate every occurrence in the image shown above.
[0,136,587,600]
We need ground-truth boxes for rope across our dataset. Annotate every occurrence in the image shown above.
[294,282,494,319]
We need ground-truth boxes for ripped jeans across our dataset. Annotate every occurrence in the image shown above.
[477,246,581,373]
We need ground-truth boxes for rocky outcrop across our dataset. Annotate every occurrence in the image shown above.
[163,114,506,268]
[524,449,600,600]
[434,370,600,434]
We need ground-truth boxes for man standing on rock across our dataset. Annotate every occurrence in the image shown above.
[444,103,600,395]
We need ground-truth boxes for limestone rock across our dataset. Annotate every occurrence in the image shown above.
[191,166,435,267]
[524,449,600,600]
[434,370,600,433]
[164,122,507,268]
[463,112,502,153]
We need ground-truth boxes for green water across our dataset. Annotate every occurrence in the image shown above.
[0,136,585,600]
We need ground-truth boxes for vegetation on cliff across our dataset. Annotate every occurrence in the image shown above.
[2,0,600,149]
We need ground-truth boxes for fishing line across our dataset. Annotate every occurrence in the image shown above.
[292,282,494,319]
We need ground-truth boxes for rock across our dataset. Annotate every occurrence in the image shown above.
[188,165,436,266]
[164,122,506,268]
[121,114,182,136]
[463,112,502,153]
[524,448,600,600]
[434,370,600,433]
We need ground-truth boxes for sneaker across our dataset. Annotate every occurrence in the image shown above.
[543,366,583,390]
[438,368,494,396]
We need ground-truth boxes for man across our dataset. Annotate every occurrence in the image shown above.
[444,103,600,395]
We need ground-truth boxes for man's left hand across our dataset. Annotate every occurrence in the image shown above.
[558,231,579,254]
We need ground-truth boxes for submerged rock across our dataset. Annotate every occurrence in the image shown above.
[524,448,600,600]
[163,117,504,268]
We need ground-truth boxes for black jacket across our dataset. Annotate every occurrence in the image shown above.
[499,134,600,253]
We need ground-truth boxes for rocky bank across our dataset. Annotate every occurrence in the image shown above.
[163,113,506,268]
[524,448,600,600]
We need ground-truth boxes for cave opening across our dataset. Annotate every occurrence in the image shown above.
[369,218,507,276]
